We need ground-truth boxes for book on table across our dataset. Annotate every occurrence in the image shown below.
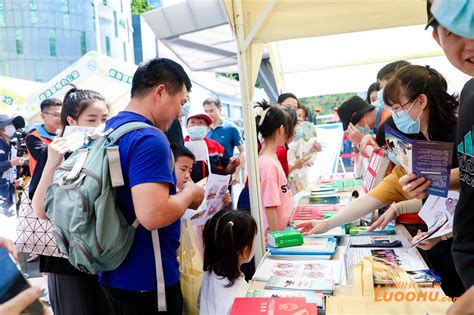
[246,289,325,310]
[230,297,317,315]
[268,237,337,256]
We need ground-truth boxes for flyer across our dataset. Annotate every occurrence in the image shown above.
[411,191,459,247]
[253,257,342,284]
[384,125,453,197]
[192,173,230,225]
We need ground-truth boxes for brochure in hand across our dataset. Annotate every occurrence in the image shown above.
[384,125,453,197]
[410,191,458,248]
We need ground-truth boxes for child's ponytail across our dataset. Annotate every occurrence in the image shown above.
[203,210,257,287]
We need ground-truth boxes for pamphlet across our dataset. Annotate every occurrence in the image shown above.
[410,191,458,248]
[253,257,342,284]
[384,125,453,197]
[62,125,100,151]
[265,276,335,293]
[192,173,230,225]
[344,247,427,282]
[374,269,441,287]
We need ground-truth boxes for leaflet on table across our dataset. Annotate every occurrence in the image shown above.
[374,269,441,287]
[297,224,346,237]
[290,204,343,222]
[410,191,459,248]
[253,257,342,284]
[349,235,403,248]
[384,125,453,197]
[265,276,335,293]
[344,247,427,283]
[348,224,396,236]
[246,289,325,309]
[268,237,337,256]
[62,125,103,151]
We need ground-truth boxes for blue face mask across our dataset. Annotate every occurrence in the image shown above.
[188,126,208,141]
[294,126,304,141]
[431,0,474,39]
[356,124,371,136]
[392,100,422,134]
[386,150,400,165]
[376,89,385,107]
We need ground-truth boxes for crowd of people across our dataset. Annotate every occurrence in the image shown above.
[1,0,474,314]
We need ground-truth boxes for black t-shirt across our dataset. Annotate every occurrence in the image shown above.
[164,118,184,146]
[452,78,474,289]
[29,149,82,275]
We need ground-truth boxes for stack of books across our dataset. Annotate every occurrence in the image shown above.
[308,189,340,204]
[268,237,337,258]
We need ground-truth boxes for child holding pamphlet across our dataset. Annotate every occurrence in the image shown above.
[199,209,257,314]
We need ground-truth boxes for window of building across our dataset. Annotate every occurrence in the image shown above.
[62,0,69,13]
[120,0,123,12]
[126,19,130,43]
[15,29,23,55]
[102,0,107,5]
[113,11,118,37]
[105,36,111,56]
[123,42,127,62]
[29,0,38,27]
[49,29,57,57]
[35,63,42,81]
[91,1,96,32]
[80,31,87,56]
[0,62,9,76]
[63,14,70,29]
[0,1,5,27]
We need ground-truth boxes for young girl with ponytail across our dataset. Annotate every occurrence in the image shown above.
[199,209,257,314]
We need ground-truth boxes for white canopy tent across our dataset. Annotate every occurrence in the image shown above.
[220,0,467,263]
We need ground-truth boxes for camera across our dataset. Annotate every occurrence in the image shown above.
[10,129,28,157]
[9,128,30,178]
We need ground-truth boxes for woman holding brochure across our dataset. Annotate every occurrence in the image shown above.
[296,65,463,297]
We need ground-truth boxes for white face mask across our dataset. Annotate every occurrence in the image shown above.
[5,125,16,138]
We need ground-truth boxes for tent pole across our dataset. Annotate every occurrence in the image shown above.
[233,0,266,265]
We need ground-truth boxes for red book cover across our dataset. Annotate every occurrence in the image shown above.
[230,297,317,315]
[291,205,343,221]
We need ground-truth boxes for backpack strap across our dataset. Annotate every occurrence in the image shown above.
[108,121,172,311]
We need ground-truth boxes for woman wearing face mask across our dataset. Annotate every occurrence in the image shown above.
[30,86,111,315]
[297,65,462,297]
[0,115,26,214]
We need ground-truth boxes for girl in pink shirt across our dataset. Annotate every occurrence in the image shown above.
[254,101,296,237]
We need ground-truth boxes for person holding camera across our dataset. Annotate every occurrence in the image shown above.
[0,115,26,215]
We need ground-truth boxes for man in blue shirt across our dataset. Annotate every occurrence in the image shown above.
[204,97,245,185]
[99,58,205,314]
